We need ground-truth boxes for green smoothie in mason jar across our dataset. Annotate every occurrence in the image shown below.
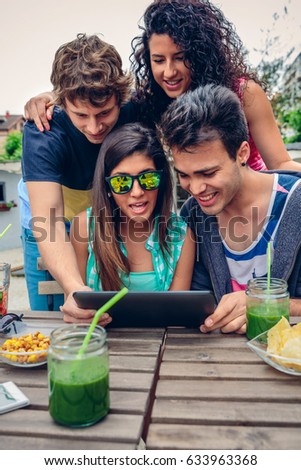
[48,324,110,427]
[49,362,109,426]
[246,278,290,340]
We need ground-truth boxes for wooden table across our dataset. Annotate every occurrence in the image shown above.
[0,310,165,450]
[2,312,301,450]
[146,322,301,450]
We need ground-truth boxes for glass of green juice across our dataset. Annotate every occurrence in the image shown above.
[0,263,10,316]
[48,324,110,427]
[246,278,290,340]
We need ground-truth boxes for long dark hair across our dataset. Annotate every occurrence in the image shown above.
[130,0,261,127]
[91,122,174,290]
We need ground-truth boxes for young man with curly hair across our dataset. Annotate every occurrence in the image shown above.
[19,34,133,321]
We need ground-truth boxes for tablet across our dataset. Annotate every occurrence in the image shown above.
[73,290,215,328]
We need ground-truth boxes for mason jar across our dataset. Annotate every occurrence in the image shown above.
[246,278,290,340]
[48,324,110,427]
[0,262,11,316]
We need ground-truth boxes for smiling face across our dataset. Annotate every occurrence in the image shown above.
[64,95,120,144]
[173,140,247,216]
[109,152,159,225]
[149,33,192,98]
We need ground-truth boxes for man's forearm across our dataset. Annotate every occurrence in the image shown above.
[34,226,85,296]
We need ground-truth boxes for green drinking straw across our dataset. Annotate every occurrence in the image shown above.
[77,287,128,357]
[267,241,271,292]
[0,224,12,240]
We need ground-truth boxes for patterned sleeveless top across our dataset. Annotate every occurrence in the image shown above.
[85,208,188,291]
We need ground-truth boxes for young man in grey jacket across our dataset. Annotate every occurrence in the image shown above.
[160,84,301,334]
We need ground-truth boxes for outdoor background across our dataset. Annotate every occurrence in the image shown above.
[0,0,300,311]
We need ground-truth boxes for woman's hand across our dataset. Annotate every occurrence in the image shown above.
[200,291,247,334]
[24,91,56,132]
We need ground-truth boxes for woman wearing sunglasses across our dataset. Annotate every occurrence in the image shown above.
[70,123,195,308]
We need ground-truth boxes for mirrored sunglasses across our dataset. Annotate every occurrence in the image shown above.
[0,313,25,335]
[105,170,163,195]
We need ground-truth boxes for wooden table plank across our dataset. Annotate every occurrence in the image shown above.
[0,409,143,444]
[0,364,156,391]
[162,347,259,363]
[151,399,301,426]
[14,310,63,320]
[156,379,301,402]
[1,435,134,450]
[16,386,151,414]
[109,339,163,356]
[165,335,247,349]
[147,424,301,450]
[159,361,296,380]
[109,355,159,372]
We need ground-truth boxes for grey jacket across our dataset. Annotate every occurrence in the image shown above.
[180,173,301,303]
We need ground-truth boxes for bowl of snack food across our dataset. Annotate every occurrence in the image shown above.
[0,324,52,367]
[247,317,301,376]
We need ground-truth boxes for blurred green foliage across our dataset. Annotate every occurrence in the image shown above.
[254,4,301,143]
[282,108,301,143]
[0,131,22,161]
[258,57,301,143]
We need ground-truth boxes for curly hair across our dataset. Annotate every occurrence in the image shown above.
[130,0,261,126]
[51,33,133,107]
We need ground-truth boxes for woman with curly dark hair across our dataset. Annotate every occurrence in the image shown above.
[130,0,300,171]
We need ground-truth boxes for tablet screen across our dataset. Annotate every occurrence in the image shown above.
[73,290,215,328]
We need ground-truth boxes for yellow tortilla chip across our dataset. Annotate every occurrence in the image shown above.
[281,323,301,344]
[267,318,301,372]
[267,317,290,354]
[291,322,301,335]
[281,336,301,360]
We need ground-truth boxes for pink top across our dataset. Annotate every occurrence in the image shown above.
[235,79,267,171]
